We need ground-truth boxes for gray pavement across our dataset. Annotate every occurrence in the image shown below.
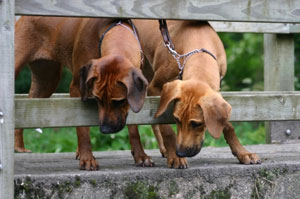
[15,143,300,199]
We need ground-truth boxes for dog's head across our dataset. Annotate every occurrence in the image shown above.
[155,80,231,157]
[79,55,148,134]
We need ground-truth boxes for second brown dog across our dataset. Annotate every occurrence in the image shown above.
[15,17,153,170]
[133,19,261,168]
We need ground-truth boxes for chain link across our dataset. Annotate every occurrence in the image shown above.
[165,42,210,79]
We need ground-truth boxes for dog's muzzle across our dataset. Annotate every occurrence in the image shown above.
[99,117,125,134]
[176,141,204,157]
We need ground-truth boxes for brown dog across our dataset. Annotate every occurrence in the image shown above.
[15,17,152,170]
[133,20,261,167]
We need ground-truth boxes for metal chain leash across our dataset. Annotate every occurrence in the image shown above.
[159,19,217,80]
[165,42,216,79]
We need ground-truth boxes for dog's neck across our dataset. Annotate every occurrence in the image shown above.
[181,53,221,91]
[100,25,142,69]
[163,22,223,91]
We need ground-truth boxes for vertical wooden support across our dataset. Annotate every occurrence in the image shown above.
[0,0,15,198]
[264,34,296,143]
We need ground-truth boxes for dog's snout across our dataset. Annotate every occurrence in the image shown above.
[99,118,125,134]
[176,144,202,157]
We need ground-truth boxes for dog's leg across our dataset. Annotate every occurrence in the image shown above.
[14,19,35,79]
[148,84,186,168]
[14,28,34,153]
[146,82,168,158]
[14,62,31,153]
[223,122,261,164]
[152,125,167,158]
[159,125,188,169]
[75,126,99,170]
[15,60,63,153]
[14,129,31,153]
[70,79,99,171]
[128,125,154,167]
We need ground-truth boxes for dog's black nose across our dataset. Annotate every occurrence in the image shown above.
[176,145,201,157]
[99,113,128,134]
[100,123,124,134]
[99,119,125,134]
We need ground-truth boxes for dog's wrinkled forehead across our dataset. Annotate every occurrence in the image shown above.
[173,91,204,121]
[93,56,131,75]
[91,58,131,101]
[93,77,127,101]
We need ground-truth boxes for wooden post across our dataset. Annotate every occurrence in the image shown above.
[0,0,15,198]
[264,34,296,143]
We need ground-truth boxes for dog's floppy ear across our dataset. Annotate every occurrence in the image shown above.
[199,93,231,139]
[155,80,181,118]
[120,68,148,113]
[79,61,97,101]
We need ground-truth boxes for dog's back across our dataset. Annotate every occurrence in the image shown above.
[15,17,111,70]
[134,20,227,81]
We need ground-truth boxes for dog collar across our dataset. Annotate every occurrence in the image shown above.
[98,20,144,65]
[159,19,217,80]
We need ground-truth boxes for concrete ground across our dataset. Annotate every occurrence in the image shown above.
[15,143,300,199]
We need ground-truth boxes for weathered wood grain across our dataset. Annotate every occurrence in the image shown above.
[210,22,300,33]
[264,34,296,143]
[15,92,300,128]
[15,0,300,23]
[0,0,15,198]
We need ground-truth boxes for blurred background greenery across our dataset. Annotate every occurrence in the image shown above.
[16,33,300,153]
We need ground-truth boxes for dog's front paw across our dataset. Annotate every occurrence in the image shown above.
[135,156,155,167]
[75,147,80,160]
[160,150,168,158]
[236,153,261,164]
[15,147,32,153]
[167,156,188,169]
[78,153,99,171]
[131,151,155,167]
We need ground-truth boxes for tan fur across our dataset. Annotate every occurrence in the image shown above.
[15,17,153,170]
[133,19,260,165]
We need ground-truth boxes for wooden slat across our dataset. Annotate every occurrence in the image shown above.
[264,34,296,143]
[15,92,300,128]
[210,22,300,33]
[15,0,300,23]
[13,16,300,34]
[0,0,15,198]
[15,93,70,98]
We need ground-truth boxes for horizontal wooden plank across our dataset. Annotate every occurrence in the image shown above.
[15,0,300,23]
[210,22,300,33]
[15,92,300,128]
[15,93,70,98]
[14,15,300,34]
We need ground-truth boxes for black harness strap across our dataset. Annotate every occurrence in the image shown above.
[159,19,175,50]
[98,19,144,65]
[98,22,120,58]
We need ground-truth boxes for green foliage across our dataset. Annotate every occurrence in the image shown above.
[23,123,265,153]
[56,67,73,93]
[15,67,72,94]
[294,35,300,90]
[23,125,159,153]
[203,122,265,147]
[219,33,264,91]
[15,67,31,94]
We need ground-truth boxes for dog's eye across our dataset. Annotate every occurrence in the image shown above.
[112,99,127,106]
[190,121,203,129]
[174,116,181,124]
